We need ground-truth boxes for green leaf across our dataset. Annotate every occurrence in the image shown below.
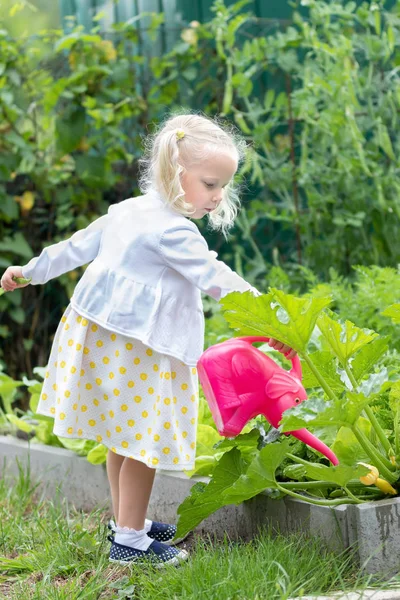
[0,196,19,220]
[57,437,97,456]
[280,392,372,432]
[9,2,25,17]
[0,373,24,413]
[184,455,217,478]
[264,89,275,111]
[10,306,25,324]
[351,337,389,382]
[176,447,247,539]
[213,427,261,463]
[195,424,222,457]
[0,232,33,259]
[232,72,253,96]
[301,461,366,486]
[75,155,107,185]
[222,439,291,503]
[382,304,400,324]
[317,313,378,366]
[221,289,332,353]
[29,393,40,413]
[33,420,64,448]
[280,397,328,432]
[358,368,388,398]
[56,108,86,154]
[55,32,101,52]
[23,339,34,352]
[374,8,381,36]
[332,419,372,466]
[214,428,260,453]
[86,443,107,465]
[389,381,400,412]
[302,351,345,393]
[6,414,35,433]
[388,25,395,53]
[377,122,395,161]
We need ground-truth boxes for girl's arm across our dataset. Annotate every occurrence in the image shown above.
[19,206,114,286]
[160,224,297,358]
[159,224,259,300]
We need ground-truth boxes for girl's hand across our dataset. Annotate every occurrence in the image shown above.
[0,266,31,292]
[268,337,297,360]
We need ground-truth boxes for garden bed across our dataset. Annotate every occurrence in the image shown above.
[1,435,400,578]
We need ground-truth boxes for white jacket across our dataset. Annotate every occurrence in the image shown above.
[21,190,257,365]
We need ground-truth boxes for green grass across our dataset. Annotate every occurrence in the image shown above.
[0,460,399,600]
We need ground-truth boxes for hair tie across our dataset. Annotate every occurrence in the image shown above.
[175,129,185,141]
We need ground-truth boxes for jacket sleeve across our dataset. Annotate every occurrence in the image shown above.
[21,205,114,285]
[159,224,260,301]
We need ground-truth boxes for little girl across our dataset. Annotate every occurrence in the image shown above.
[1,113,294,568]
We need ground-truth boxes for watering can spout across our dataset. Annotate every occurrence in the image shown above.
[290,428,339,466]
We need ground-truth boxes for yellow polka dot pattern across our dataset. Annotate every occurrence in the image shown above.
[36,305,199,470]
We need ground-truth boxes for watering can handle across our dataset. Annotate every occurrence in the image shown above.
[238,336,302,380]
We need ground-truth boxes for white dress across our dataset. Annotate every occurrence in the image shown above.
[36,304,199,470]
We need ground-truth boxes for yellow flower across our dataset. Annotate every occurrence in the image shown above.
[358,462,397,495]
[69,51,78,69]
[77,138,90,152]
[181,28,198,46]
[358,462,379,485]
[99,40,117,62]
[376,478,397,495]
[15,191,35,213]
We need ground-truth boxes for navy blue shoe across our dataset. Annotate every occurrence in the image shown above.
[107,519,189,546]
[109,538,189,567]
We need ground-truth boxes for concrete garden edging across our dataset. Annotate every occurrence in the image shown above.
[292,591,400,600]
[1,435,400,577]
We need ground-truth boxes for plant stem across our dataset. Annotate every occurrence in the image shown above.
[302,354,340,402]
[344,363,392,456]
[343,486,364,504]
[281,480,373,492]
[352,425,398,483]
[275,482,363,506]
[352,423,394,471]
[280,481,338,489]
[356,494,384,500]
[364,406,392,454]
[286,453,312,466]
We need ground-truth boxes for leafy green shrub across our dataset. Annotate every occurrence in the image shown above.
[3,0,400,398]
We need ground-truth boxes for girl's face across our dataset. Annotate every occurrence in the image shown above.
[180,152,238,219]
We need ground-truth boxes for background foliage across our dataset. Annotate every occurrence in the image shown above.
[2,0,400,393]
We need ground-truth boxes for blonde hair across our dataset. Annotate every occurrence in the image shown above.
[139,112,247,235]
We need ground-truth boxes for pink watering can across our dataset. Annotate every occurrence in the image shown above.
[197,336,338,466]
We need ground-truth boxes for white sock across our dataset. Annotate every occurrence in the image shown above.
[114,526,153,551]
[111,517,152,533]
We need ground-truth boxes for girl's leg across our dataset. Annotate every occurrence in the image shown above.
[106,450,124,522]
[118,456,156,530]
[109,456,189,563]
